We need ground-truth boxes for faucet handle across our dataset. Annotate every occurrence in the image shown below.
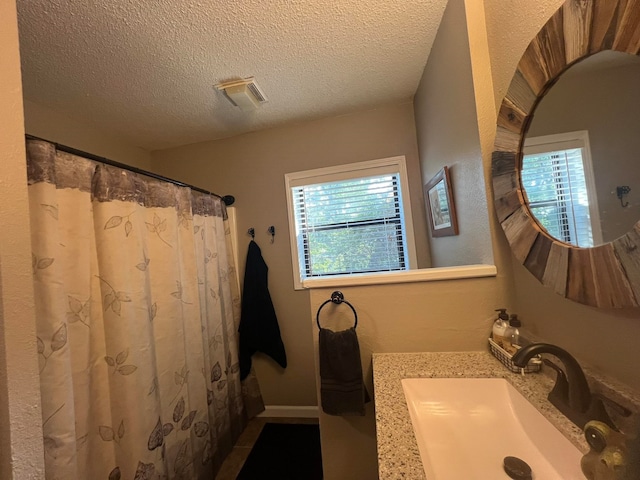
[581,420,639,480]
[592,393,633,419]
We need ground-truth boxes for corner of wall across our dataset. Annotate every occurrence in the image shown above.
[413,0,494,269]
[0,1,46,477]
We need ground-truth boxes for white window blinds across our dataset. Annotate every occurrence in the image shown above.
[292,173,407,278]
[522,131,601,247]
[285,156,416,288]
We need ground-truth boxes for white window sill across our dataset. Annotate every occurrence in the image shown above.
[298,264,497,290]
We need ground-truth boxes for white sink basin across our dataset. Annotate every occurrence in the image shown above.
[401,378,586,479]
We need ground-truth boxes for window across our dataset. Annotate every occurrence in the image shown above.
[285,157,417,289]
[522,131,602,247]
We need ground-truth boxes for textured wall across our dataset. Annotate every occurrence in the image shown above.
[23,99,152,170]
[152,102,430,408]
[413,0,494,268]
[0,1,45,478]
[483,0,565,113]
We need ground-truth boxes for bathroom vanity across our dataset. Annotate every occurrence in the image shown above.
[372,352,639,480]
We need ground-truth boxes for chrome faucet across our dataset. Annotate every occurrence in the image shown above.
[512,343,621,430]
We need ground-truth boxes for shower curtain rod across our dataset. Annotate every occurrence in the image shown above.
[25,134,235,206]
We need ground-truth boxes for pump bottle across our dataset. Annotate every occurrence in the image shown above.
[506,314,521,354]
[491,308,509,349]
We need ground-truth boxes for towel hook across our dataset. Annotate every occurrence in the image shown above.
[248,227,255,239]
[268,225,275,243]
[617,186,631,208]
[316,291,358,330]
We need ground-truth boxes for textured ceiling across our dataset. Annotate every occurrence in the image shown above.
[18,0,449,151]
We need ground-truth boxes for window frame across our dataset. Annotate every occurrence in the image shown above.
[522,130,603,247]
[284,156,418,290]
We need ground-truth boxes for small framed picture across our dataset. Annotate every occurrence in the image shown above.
[424,166,458,237]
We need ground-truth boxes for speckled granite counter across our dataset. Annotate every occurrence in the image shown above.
[372,352,589,480]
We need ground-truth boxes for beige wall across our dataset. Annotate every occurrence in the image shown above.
[311,277,506,479]
[482,0,640,392]
[414,0,493,268]
[483,0,565,113]
[512,263,640,388]
[0,1,45,478]
[527,60,640,243]
[23,99,152,170]
[152,102,430,407]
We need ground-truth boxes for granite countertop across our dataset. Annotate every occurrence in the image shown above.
[372,351,589,480]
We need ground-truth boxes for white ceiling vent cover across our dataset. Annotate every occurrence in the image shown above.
[215,77,268,112]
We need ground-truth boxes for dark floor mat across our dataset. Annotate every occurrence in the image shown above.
[236,423,323,480]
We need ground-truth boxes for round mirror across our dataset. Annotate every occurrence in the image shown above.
[491,0,640,309]
[523,50,640,247]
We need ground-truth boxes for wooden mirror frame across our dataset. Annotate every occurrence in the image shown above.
[491,0,640,308]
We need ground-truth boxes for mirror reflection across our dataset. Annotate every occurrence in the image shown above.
[523,50,640,247]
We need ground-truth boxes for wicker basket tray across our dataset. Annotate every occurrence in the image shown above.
[488,338,542,374]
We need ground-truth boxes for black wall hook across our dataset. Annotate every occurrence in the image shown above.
[617,186,631,208]
[268,225,275,243]
[248,227,255,239]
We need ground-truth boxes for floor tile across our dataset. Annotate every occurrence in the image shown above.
[234,418,265,447]
[214,446,252,480]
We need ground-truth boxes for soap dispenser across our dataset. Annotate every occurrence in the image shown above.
[492,308,509,349]
[506,314,521,355]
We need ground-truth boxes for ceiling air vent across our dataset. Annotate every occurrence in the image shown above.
[215,77,268,112]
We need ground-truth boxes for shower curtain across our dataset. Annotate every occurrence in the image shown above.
[27,139,264,480]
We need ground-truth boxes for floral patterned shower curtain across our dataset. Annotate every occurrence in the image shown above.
[27,139,263,480]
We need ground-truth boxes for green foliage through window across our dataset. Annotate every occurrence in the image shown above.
[292,174,408,278]
[522,146,594,247]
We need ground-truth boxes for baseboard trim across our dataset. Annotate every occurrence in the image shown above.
[257,405,319,418]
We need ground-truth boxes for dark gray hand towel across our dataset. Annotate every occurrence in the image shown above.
[319,327,369,416]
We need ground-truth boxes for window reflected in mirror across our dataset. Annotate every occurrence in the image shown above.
[522,131,601,247]
[523,50,640,246]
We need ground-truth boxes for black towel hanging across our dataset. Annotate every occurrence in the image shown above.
[238,240,287,379]
[316,291,358,330]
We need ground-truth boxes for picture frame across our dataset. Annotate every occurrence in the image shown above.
[424,166,458,237]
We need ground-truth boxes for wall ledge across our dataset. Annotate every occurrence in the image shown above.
[300,264,497,289]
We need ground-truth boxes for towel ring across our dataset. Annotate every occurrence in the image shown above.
[316,291,358,330]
